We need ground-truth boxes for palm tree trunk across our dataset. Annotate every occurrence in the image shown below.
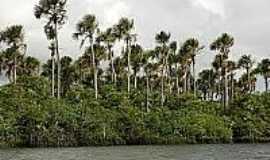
[176,64,179,95]
[52,55,55,97]
[247,68,251,93]
[231,73,234,102]
[126,39,131,94]
[176,76,179,95]
[109,47,116,84]
[161,52,166,107]
[14,56,17,84]
[265,77,268,92]
[183,68,187,93]
[161,68,164,107]
[134,72,137,89]
[187,65,191,92]
[146,75,149,112]
[55,22,61,99]
[192,59,196,97]
[218,72,222,105]
[224,67,229,111]
[90,40,98,99]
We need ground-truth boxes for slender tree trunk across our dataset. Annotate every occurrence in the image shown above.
[183,67,187,93]
[134,72,137,89]
[127,39,131,94]
[161,69,164,107]
[247,68,251,93]
[14,56,17,84]
[265,77,268,92]
[231,73,234,102]
[52,55,55,97]
[146,75,149,112]
[169,76,172,94]
[90,40,98,99]
[192,58,196,97]
[187,65,191,92]
[208,71,211,101]
[55,23,61,99]
[224,67,229,112]
[176,76,179,95]
[218,72,222,105]
[109,47,116,84]
[176,64,179,95]
[161,56,165,107]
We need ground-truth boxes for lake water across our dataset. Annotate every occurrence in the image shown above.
[1,144,270,160]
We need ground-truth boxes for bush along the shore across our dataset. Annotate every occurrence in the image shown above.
[1,76,269,147]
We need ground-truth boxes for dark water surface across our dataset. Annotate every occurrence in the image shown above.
[1,144,270,160]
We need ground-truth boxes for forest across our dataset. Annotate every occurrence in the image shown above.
[0,0,270,147]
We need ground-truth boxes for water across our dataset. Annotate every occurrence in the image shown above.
[1,144,270,160]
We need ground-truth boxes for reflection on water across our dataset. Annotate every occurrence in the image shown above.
[1,144,270,160]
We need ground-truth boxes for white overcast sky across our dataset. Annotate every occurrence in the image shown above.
[0,0,270,73]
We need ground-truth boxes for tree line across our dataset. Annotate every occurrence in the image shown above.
[0,0,270,147]
[0,0,269,108]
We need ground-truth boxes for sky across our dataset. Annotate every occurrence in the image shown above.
[0,0,269,88]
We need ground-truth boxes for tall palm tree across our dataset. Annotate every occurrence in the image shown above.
[212,54,226,101]
[238,54,254,93]
[256,58,270,92]
[155,31,171,106]
[210,33,234,111]
[114,18,134,94]
[0,25,26,84]
[34,0,68,99]
[73,14,99,99]
[226,60,237,102]
[141,50,152,112]
[130,44,143,89]
[197,69,216,100]
[179,42,192,93]
[48,43,55,97]
[168,41,177,94]
[99,28,117,84]
[114,56,126,87]
[60,56,78,96]
[181,38,204,96]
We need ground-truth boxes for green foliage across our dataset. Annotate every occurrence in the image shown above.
[0,76,236,147]
[230,92,270,142]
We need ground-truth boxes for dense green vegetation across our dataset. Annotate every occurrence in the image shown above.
[0,0,270,147]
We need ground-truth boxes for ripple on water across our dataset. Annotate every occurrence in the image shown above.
[1,144,270,160]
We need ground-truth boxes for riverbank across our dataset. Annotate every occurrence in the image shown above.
[1,76,270,147]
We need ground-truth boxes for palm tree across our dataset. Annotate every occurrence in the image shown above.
[99,28,117,84]
[168,41,177,94]
[210,33,234,111]
[226,60,237,102]
[238,54,254,93]
[114,56,126,87]
[155,31,171,106]
[34,0,68,99]
[48,43,56,97]
[197,69,216,100]
[179,42,192,93]
[0,25,26,84]
[212,54,226,101]
[60,56,78,96]
[73,14,99,99]
[181,38,204,96]
[256,58,270,92]
[19,56,40,76]
[114,18,134,94]
[142,50,152,112]
[130,44,143,89]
